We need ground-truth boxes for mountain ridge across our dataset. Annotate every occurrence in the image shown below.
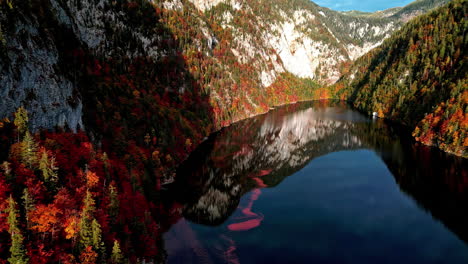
[0,0,445,134]
[333,0,467,157]
[339,0,450,21]
[0,0,465,262]
[0,0,461,162]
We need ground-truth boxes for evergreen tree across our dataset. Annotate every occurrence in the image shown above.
[79,191,107,262]
[13,107,28,141]
[91,219,106,262]
[38,149,58,190]
[20,131,38,169]
[79,191,95,250]
[21,188,34,229]
[111,240,124,264]
[109,184,119,222]
[6,196,29,264]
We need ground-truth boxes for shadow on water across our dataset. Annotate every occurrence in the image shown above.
[167,100,468,244]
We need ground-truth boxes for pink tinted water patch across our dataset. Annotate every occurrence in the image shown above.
[252,177,267,188]
[241,188,262,217]
[221,175,270,262]
[220,234,241,264]
[228,177,267,232]
[227,215,265,231]
[248,169,272,178]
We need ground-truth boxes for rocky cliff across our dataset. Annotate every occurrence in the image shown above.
[0,0,172,131]
[0,0,445,133]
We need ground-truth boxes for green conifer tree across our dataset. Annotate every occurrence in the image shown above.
[38,150,58,190]
[22,188,34,229]
[13,107,28,141]
[79,191,95,250]
[20,131,38,169]
[109,184,119,222]
[111,240,124,264]
[91,219,106,262]
[7,196,29,264]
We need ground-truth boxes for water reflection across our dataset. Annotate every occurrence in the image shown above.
[163,100,468,263]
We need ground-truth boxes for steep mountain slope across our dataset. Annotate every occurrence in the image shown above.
[0,0,465,262]
[390,0,451,21]
[1,0,432,135]
[334,0,467,157]
[342,0,449,22]
[201,0,401,84]
[0,0,448,148]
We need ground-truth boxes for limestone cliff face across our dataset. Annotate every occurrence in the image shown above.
[0,0,440,130]
[0,2,83,131]
[197,0,401,85]
[187,0,226,11]
[0,0,166,131]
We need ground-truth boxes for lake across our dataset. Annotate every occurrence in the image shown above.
[161,100,468,264]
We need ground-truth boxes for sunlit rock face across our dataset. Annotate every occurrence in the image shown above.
[202,1,401,85]
[187,0,226,11]
[184,0,445,87]
[0,0,443,130]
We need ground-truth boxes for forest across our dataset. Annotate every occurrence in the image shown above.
[0,0,465,262]
[334,0,467,157]
[0,0,324,262]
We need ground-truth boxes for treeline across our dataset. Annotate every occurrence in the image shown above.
[334,0,467,157]
[0,107,192,263]
[73,0,323,164]
[0,0,323,262]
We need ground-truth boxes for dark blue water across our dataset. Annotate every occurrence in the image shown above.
[163,101,468,264]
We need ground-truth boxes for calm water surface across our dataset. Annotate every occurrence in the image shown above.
[162,101,468,264]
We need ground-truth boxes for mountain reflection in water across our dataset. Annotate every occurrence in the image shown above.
[162,100,468,264]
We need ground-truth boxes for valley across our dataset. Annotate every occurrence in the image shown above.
[0,0,465,263]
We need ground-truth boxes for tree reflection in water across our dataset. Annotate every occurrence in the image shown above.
[162,100,468,263]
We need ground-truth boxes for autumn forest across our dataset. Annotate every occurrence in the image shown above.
[0,0,466,263]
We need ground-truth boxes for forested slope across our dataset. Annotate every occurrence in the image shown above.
[0,0,420,171]
[334,0,467,157]
[0,0,464,262]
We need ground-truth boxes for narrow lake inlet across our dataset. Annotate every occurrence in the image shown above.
[163,100,468,264]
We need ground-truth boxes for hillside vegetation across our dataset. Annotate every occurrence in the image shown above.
[335,0,467,157]
[0,0,424,170]
[390,0,451,21]
[341,0,449,21]
[0,0,464,262]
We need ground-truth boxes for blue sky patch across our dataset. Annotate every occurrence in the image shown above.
[313,0,415,12]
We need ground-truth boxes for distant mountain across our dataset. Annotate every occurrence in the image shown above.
[334,0,467,157]
[390,0,451,21]
[341,0,449,22]
[202,0,402,84]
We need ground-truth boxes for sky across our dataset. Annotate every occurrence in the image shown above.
[313,0,415,12]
